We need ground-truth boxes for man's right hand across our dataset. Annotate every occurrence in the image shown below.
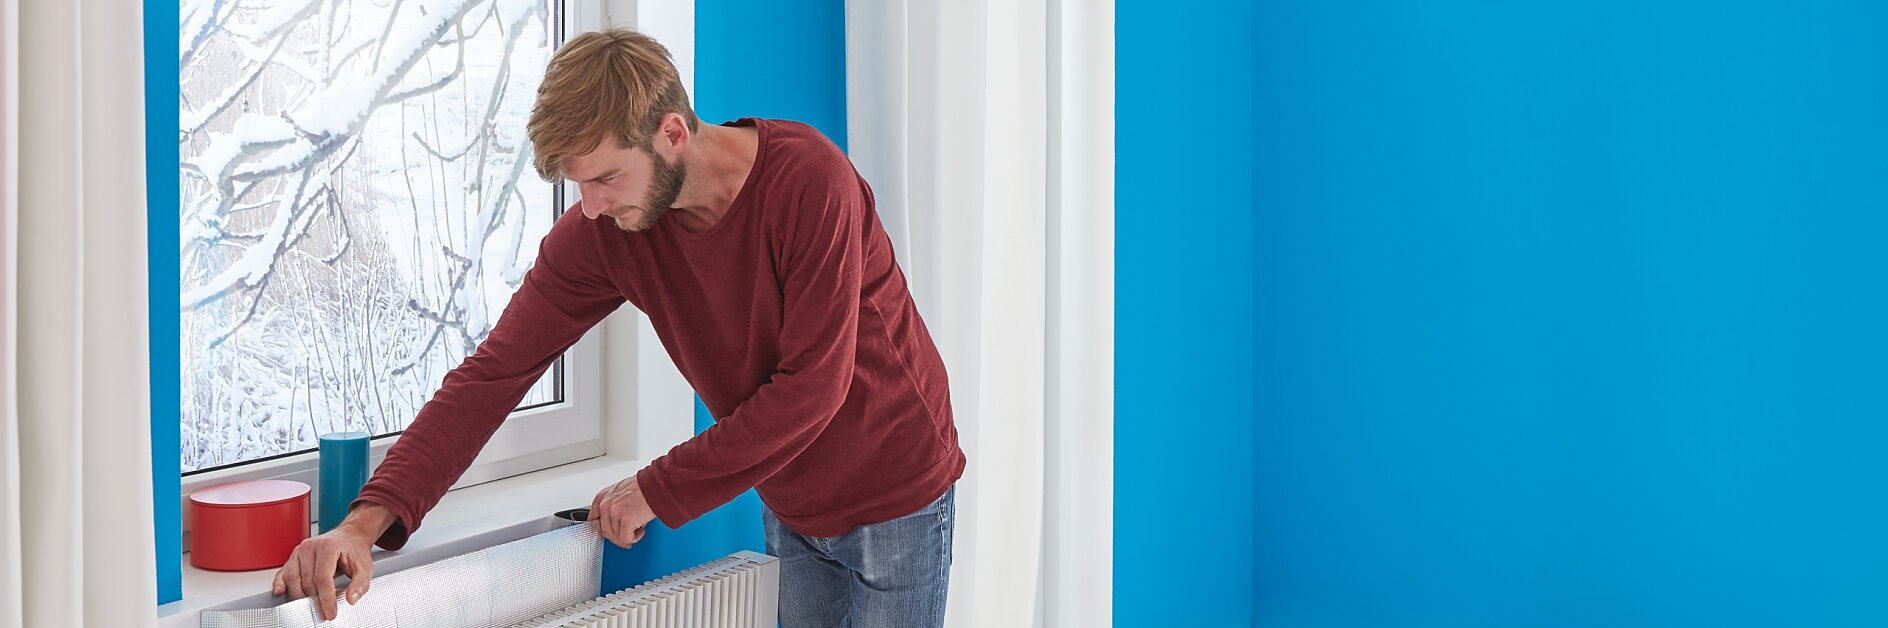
[271,502,397,621]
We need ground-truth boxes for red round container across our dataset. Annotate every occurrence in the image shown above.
[189,480,311,571]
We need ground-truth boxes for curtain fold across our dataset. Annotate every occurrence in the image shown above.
[6,0,158,626]
[846,1,1113,626]
[2,2,21,626]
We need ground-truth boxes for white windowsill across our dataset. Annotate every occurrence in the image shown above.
[155,455,648,628]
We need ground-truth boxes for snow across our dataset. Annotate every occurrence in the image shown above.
[233,114,297,143]
[227,0,320,42]
[180,170,305,310]
[190,115,296,183]
[191,131,245,182]
[180,0,224,65]
[234,138,317,178]
[287,79,377,137]
[496,0,540,28]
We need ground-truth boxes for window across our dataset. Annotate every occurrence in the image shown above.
[177,0,596,478]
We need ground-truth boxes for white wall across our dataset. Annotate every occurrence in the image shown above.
[599,0,699,462]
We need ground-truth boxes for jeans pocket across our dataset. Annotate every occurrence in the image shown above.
[935,486,953,522]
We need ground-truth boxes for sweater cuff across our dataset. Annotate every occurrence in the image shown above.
[350,489,417,551]
[635,465,691,530]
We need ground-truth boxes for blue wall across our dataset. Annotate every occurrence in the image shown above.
[694,0,847,147]
[1249,1,1888,626]
[1116,1,1257,626]
[146,0,184,606]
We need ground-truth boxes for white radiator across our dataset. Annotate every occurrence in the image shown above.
[511,552,779,628]
[199,517,778,628]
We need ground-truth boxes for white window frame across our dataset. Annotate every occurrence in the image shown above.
[178,0,617,539]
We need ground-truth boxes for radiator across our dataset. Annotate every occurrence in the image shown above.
[511,552,778,628]
[199,517,778,628]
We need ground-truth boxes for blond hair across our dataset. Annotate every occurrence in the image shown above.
[527,28,699,181]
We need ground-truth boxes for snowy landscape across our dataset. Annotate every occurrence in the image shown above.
[179,0,564,472]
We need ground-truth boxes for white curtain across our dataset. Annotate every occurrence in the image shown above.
[846,1,1114,626]
[1,1,19,624]
[3,0,158,626]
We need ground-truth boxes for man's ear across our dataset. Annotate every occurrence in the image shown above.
[654,113,690,159]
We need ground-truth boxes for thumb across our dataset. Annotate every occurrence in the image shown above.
[342,554,374,604]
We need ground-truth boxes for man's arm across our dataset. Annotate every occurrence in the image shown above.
[271,213,624,619]
[337,501,401,540]
[353,222,626,548]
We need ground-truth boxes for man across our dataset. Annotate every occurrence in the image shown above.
[271,27,964,628]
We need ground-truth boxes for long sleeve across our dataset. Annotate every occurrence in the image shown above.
[634,175,867,529]
[352,219,624,549]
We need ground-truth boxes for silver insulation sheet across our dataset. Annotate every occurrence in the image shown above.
[202,523,603,628]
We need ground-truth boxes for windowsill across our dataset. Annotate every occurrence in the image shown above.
[156,455,647,628]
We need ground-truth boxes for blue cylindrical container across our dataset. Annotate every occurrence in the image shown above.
[317,431,371,534]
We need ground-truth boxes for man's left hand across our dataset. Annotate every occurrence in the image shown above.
[590,475,658,549]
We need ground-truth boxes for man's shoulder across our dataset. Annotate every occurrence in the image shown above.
[757,118,851,176]
[745,119,869,237]
[756,117,834,145]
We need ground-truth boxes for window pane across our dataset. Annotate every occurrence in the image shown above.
[179,0,565,473]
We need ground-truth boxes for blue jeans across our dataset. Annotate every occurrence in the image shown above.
[762,486,955,628]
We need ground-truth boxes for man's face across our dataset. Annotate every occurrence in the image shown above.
[565,139,687,232]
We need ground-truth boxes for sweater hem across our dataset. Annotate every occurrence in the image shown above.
[768,446,966,538]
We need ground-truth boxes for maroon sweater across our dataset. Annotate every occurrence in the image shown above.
[355,119,964,546]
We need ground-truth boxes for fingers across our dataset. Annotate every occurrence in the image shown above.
[589,489,607,534]
[601,507,624,547]
[303,544,338,621]
[591,480,650,549]
[285,550,307,599]
[341,549,374,605]
[606,511,644,549]
[592,487,622,547]
[277,532,381,621]
[314,562,339,621]
[300,548,319,617]
[281,555,306,599]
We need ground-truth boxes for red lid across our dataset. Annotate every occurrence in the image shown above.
[189,480,311,509]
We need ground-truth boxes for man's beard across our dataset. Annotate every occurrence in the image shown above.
[614,152,687,232]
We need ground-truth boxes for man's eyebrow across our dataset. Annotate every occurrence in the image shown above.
[577,169,620,184]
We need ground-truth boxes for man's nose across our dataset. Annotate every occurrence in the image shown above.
[579,192,605,219]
